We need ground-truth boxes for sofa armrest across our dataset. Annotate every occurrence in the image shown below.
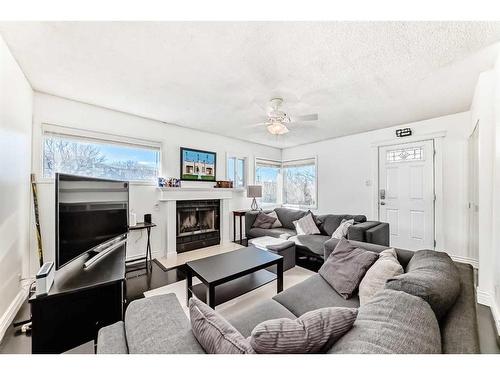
[347,221,380,242]
[365,222,390,246]
[97,321,128,354]
[244,211,260,237]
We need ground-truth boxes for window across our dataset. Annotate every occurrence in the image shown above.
[387,147,423,163]
[283,158,317,207]
[42,128,161,182]
[255,158,281,204]
[227,156,246,188]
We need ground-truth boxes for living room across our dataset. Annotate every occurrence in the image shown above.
[1,0,500,371]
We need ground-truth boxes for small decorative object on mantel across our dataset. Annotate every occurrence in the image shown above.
[180,147,217,182]
[396,128,412,137]
[247,185,263,210]
[215,180,233,189]
[158,177,181,188]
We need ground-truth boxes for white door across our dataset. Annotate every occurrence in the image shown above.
[378,140,435,250]
[467,124,479,260]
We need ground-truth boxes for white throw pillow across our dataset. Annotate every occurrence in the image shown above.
[293,213,320,235]
[331,219,354,239]
[267,211,283,228]
[358,248,403,305]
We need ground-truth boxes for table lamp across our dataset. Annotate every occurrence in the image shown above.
[247,185,262,210]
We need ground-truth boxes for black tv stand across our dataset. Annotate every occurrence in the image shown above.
[29,244,126,354]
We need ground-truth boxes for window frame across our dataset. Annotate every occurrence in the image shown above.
[254,157,283,207]
[225,152,248,189]
[281,156,318,210]
[40,123,163,185]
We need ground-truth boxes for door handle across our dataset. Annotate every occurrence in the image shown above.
[380,202,386,206]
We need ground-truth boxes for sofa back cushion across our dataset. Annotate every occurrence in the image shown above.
[385,250,460,320]
[318,214,367,236]
[274,207,308,230]
[329,289,442,354]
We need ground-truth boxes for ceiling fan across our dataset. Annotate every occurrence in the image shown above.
[251,97,319,135]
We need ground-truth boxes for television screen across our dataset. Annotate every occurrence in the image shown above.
[55,173,129,269]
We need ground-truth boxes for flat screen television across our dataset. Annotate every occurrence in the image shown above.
[55,173,129,269]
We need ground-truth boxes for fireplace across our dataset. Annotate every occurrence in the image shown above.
[176,200,220,253]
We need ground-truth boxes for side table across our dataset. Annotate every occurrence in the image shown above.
[127,222,156,272]
[232,209,249,245]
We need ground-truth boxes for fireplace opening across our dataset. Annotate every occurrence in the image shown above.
[176,200,220,253]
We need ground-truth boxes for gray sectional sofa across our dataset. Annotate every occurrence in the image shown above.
[97,240,479,354]
[245,207,389,260]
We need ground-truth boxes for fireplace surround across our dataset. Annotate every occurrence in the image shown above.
[176,200,220,253]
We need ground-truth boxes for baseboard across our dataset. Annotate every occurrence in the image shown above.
[476,288,500,337]
[0,287,29,342]
[450,255,479,269]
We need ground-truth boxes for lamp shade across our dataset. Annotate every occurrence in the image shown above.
[247,185,262,198]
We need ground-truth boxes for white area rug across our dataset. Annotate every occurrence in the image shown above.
[144,266,315,317]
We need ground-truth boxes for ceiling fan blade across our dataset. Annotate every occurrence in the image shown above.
[244,122,268,128]
[291,113,319,122]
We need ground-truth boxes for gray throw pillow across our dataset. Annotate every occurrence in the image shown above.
[189,298,254,354]
[250,307,357,354]
[358,248,403,305]
[319,238,379,299]
[267,211,283,228]
[252,212,277,229]
[329,289,441,354]
[385,250,460,320]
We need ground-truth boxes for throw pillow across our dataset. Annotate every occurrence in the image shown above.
[267,210,283,228]
[250,307,357,354]
[329,289,441,354]
[189,298,255,354]
[251,212,277,229]
[358,248,403,305]
[331,219,355,239]
[319,238,379,299]
[293,213,320,235]
[385,249,460,320]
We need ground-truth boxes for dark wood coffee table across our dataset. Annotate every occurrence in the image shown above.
[186,246,283,309]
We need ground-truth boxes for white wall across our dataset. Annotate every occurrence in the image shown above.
[282,111,471,261]
[0,36,33,339]
[30,92,281,274]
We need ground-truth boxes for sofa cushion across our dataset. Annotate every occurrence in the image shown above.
[329,289,441,354]
[318,214,367,236]
[252,212,277,229]
[273,274,360,317]
[247,227,296,239]
[267,211,283,228]
[290,234,330,256]
[225,299,297,337]
[97,321,128,354]
[358,248,403,305]
[293,213,321,235]
[319,238,379,299]
[125,293,204,354]
[331,219,354,239]
[385,250,460,320]
[250,307,357,354]
[274,207,308,230]
[189,298,254,354]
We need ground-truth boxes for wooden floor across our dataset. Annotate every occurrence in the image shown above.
[1,248,499,354]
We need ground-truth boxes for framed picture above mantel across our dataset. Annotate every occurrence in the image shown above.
[180,147,217,182]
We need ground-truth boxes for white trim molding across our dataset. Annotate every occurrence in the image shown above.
[476,288,500,337]
[450,255,479,269]
[0,287,29,342]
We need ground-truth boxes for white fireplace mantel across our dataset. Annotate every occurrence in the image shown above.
[158,187,243,255]
[158,187,236,201]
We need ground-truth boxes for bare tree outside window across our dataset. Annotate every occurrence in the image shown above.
[283,163,316,206]
[43,136,160,182]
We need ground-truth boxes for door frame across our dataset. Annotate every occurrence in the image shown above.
[370,131,446,250]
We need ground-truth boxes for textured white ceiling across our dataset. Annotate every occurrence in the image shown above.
[1,22,500,148]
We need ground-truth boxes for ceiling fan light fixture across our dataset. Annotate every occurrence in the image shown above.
[267,121,289,135]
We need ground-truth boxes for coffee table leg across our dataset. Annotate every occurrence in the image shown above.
[277,258,284,293]
[207,284,216,309]
[186,268,193,306]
